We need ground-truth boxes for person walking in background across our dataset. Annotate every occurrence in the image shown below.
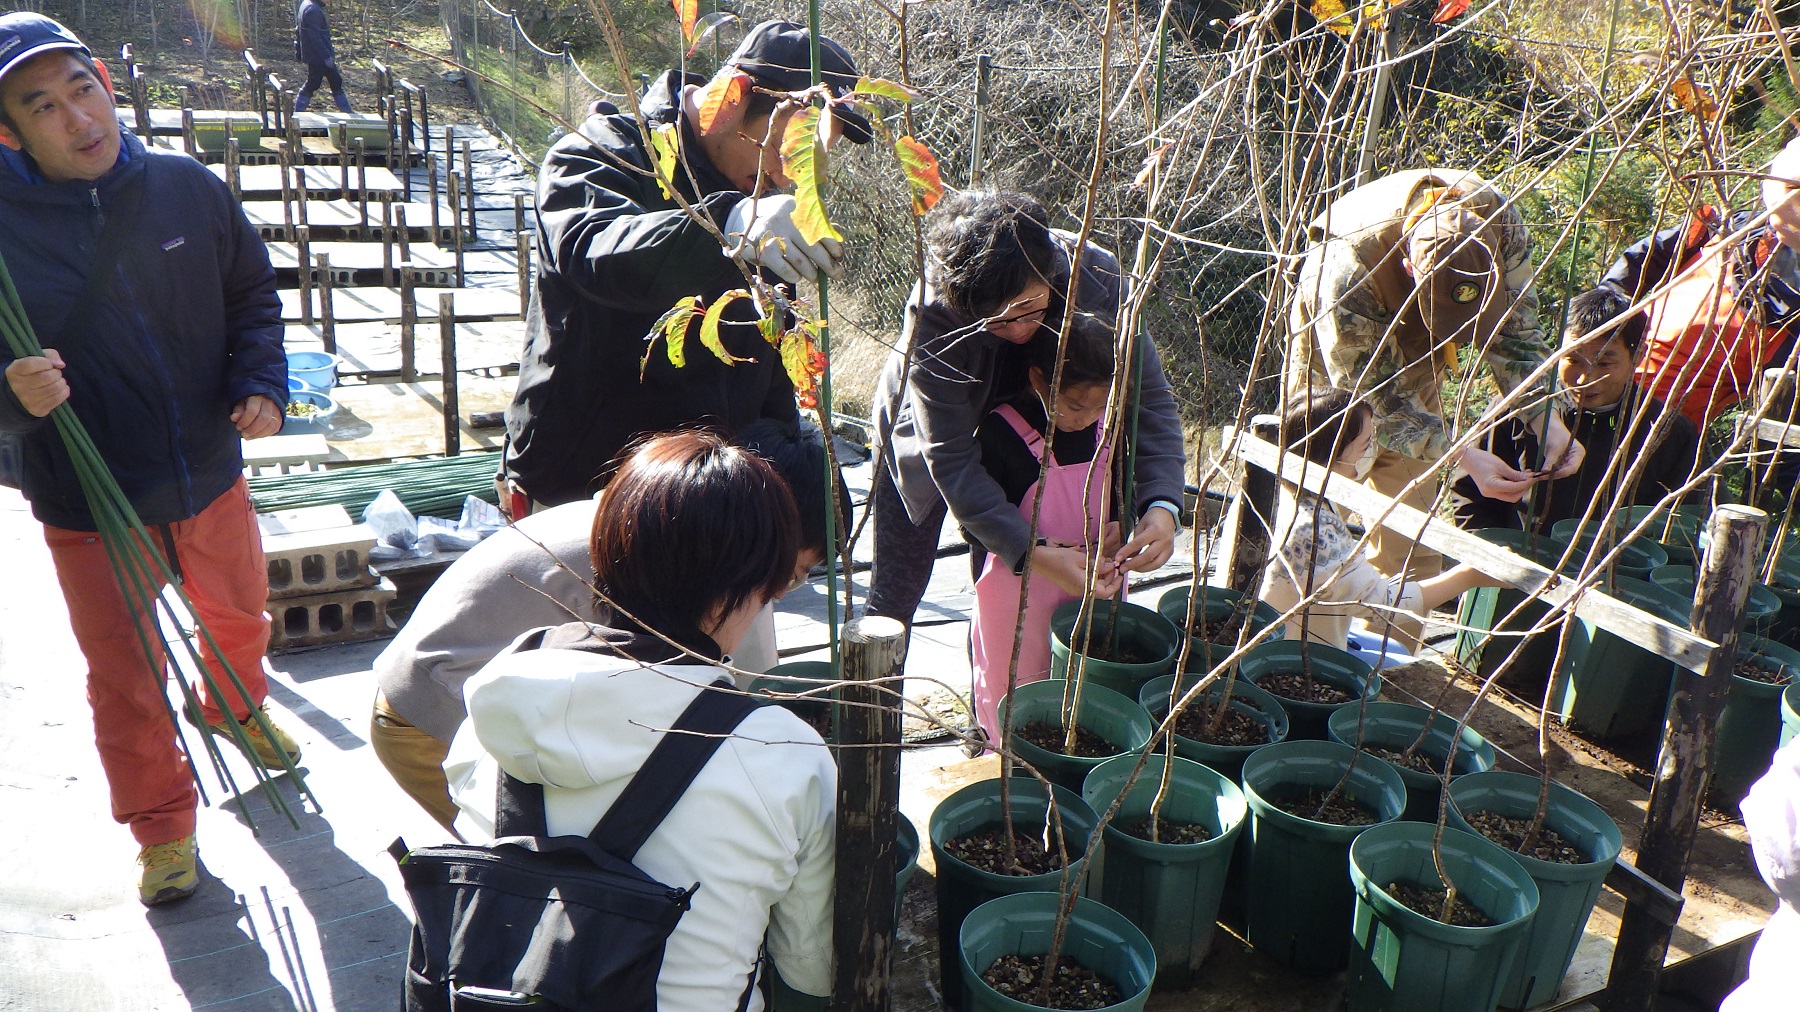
[0,14,298,907]
[294,0,352,113]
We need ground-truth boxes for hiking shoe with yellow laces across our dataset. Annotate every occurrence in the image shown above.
[138,836,199,906]
[206,704,302,767]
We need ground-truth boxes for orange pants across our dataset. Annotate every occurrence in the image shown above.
[44,478,272,846]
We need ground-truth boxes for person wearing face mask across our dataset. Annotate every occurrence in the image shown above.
[868,190,1186,636]
[1260,388,1499,651]
[1451,286,1702,532]
[965,314,1130,742]
[1602,136,1800,429]
[1288,170,1584,647]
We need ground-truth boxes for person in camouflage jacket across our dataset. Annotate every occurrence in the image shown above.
[1286,169,1585,638]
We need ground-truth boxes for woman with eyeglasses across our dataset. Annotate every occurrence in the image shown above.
[867,190,1187,657]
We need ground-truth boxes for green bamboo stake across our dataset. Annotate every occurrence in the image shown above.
[806,0,841,678]
[0,249,314,830]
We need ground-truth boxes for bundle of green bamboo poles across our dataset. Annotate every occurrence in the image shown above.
[0,249,315,833]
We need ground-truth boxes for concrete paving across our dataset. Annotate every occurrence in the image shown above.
[0,462,1198,1010]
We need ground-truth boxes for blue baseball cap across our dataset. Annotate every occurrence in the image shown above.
[0,14,90,91]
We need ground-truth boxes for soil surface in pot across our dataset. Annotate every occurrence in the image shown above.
[285,401,321,418]
[1191,612,1247,642]
[1735,656,1793,685]
[1017,721,1120,758]
[1466,809,1587,864]
[1362,744,1442,775]
[942,827,1075,876]
[1259,671,1353,704]
[1383,878,1497,927]
[1118,817,1212,844]
[980,953,1124,1010]
[1070,637,1162,664]
[1271,787,1379,826]
[1171,701,1270,746]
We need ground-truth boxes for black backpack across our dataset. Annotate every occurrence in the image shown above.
[390,680,763,1011]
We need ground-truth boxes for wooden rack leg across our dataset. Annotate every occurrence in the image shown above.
[441,293,459,457]
[399,263,417,383]
[296,226,314,327]
[317,253,336,353]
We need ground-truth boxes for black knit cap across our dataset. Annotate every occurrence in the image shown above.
[725,20,873,144]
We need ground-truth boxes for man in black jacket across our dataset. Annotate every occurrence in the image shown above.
[0,14,298,907]
[499,20,872,514]
[294,0,351,113]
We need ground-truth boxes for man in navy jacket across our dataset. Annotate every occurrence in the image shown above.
[0,14,300,907]
[294,0,351,113]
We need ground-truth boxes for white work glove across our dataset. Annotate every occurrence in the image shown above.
[724,194,844,285]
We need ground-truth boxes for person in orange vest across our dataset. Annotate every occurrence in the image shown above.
[1601,138,1800,430]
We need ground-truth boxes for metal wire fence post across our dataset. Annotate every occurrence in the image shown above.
[968,53,991,187]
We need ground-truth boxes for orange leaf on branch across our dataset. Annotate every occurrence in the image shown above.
[697,73,747,135]
[777,325,829,409]
[1431,0,1471,24]
[672,0,699,43]
[895,135,944,216]
[1671,78,1720,122]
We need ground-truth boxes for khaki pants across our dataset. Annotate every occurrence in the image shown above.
[1361,449,1444,649]
[370,692,461,834]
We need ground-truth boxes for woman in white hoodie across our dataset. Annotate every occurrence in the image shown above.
[444,431,836,1011]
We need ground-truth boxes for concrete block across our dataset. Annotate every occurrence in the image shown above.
[263,523,380,599]
[268,576,398,651]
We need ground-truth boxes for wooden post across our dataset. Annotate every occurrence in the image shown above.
[1227,415,1280,593]
[462,141,477,240]
[1603,504,1767,1010]
[447,172,467,287]
[225,136,241,199]
[380,193,395,287]
[181,105,194,158]
[355,137,369,230]
[395,204,412,272]
[400,106,415,202]
[316,253,336,353]
[296,226,313,327]
[279,147,296,241]
[832,616,907,1012]
[513,191,526,237]
[428,147,442,238]
[399,263,418,383]
[440,293,460,457]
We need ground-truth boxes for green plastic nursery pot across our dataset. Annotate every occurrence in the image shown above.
[1700,528,1800,640]
[1614,505,1705,566]
[1155,584,1284,671]
[1784,679,1800,749]
[1551,530,1669,581]
[1240,739,1407,971]
[930,777,1099,1010]
[958,892,1156,1012]
[1138,672,1290,782]
[1710,636,1800,806]
[1050,599,1181,700]
[1447,770,1623,1009]
[1649,564,1780,632]
[1346,822,1539,1012]
[770,814,920,1011]
[1555,577,1692,739]
[1239,640,1379,741]
[750,661,838,743]
[1456,530,1578,699]
[1002,680,1155,792]
[1080,754,1247,985]
[1327,701,1496,823]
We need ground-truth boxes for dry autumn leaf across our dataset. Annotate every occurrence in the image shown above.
[1431,0,1471,24]
[1671,78,1720,122]
[780,107,845,245]
[697,73,747,135]
[895,135,945,216]
[697,291,755,366]
[672,0,699,43]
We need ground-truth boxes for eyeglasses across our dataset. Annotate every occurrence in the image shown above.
[986,306,1048,329]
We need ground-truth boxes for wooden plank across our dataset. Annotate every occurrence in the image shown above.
[277,286,522,324]
[320,375,517,462]
[240,433,330,468]
[1754,416,1800,449]
[1226,426,1719,673]
[284,320,524,376]
[209,163,404,198]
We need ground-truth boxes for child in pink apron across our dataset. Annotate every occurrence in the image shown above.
[969,316,1122,743]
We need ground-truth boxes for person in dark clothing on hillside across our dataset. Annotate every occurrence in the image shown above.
[294,0,351,113]
[1451,286,1701,532]
[499,20,872,515]
[0,14,298,907]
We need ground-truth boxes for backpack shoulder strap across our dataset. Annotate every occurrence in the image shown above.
[494,771,549,838]
[589,679,762,860]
